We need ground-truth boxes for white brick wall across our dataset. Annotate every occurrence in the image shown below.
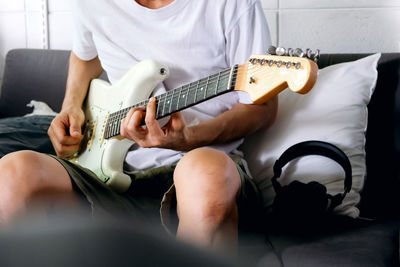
[0,0,400,83]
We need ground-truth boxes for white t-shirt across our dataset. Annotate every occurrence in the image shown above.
[72,0,271,171]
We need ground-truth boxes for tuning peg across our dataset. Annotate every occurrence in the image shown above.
[293,48,304,57]
[267,46,277,55]
[276,47,286,56]
[313,49,321,62]
[287,48,294,57]
[305,48,313,59]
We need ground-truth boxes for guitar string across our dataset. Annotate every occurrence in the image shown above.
[111,68,232,119]
[110,56,302,119]
[109,59,295,121]
[105,68,236,137]
[105,60,301,137]
[105,63,276,137]
[105,68,234,137]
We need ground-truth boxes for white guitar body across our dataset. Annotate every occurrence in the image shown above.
[70,59,169,192]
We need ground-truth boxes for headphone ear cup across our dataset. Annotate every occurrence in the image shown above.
[272,180,330,220]
[306,181,330,213]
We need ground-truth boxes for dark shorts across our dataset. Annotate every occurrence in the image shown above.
[50,154,263,233]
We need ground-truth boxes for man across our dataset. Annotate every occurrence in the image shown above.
[0,0,277,251]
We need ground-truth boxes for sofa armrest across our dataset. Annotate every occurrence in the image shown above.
[0,49,71,118]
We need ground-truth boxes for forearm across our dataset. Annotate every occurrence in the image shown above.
[184,96,278,149]
[62,52,103,110]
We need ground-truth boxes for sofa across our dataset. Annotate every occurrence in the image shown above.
[0,49,398,266]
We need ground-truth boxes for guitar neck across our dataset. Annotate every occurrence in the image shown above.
[104,65,238,139]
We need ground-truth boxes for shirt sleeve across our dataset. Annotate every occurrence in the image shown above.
[71,2,98,61]
[225,0,272,104]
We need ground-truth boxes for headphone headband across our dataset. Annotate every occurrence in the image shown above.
[272,140,352,194]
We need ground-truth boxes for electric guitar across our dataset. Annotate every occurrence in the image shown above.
[70,50,319,192]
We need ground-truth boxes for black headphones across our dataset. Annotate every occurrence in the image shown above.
[271,140,352,220]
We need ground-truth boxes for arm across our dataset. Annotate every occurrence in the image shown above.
[47,52,103,158]
[185,97,278,148]
[120,96,278,151]
[62,52,103,113]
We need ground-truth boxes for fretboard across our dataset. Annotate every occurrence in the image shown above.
[104,65,238,139]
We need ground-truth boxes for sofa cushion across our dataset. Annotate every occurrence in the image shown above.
[0,49,70,118]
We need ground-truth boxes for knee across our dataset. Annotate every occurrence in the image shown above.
[0,151,46,196]
[175,148,240,184]
[174,148,241,223]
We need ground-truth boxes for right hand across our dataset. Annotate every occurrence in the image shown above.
[48,107,85,158]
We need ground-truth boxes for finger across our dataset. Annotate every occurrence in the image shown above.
[121,107,145,138]
[170,111,185,126]
[164,112,185,131]
[69,114,83,137]
[120,117,128,137]
[50,136,80,158]
[130,109,146,131]
[125,107,145,123]
[57,144,81,159]
[51,118,82,146]
[145,97,163,135]
[124,109,147,139]
[121,109,135,135]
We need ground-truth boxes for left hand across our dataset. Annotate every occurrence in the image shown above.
[120,97,191,151]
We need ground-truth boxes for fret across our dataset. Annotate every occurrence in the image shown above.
[182,85,189,108]
[111,113,117,137]
[215,71,221,95]
[156,97,161,118]
[105,115,111,138]
[108,117,113,137]
[156,94,164,118]
[161,91,168,117]
[171,90,178,112]
[122,107,129,118]
[111,118,117,136]
[226,66,235,91]
[114,117,119,135]
[198,82,205,101]
[181,84,188,107]
[116,118,121,135]
[168,89,174,114]
[186,85,193,107]
[116,112,122,134]
[176,86,182,110]
[220,71,230,93]
[206,74,217,98]
[194,80,199,103]
[204,76,209,99]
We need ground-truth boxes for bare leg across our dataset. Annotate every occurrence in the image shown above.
[173,148,241,252]
[0,150,79,224]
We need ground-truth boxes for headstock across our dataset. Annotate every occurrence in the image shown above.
[234,47,319,104]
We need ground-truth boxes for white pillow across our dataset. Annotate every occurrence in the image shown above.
[242,53,381,218]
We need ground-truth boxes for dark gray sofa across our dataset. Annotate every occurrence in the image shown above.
[0,49,398,266]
